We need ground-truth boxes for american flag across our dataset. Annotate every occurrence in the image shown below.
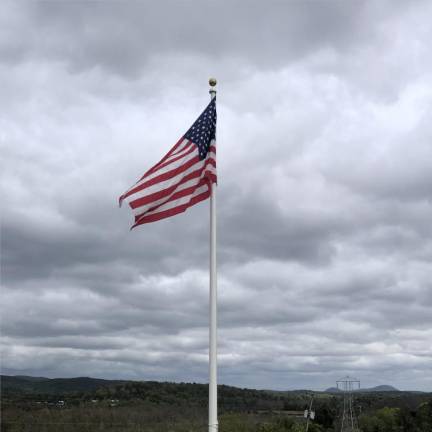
[119,98,217,229]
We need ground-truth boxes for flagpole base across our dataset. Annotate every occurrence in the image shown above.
[209,422,218,432]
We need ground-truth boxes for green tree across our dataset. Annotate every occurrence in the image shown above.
[359,407,400,432]
[415,400,432,431]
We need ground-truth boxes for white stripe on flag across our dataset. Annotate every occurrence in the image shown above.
[142,184,209,217]
[125,152,216,205]
[126,158,205,205]
[132,176,201,216]
[133,146,198,187]
[168,139,193,158]
[132,163,216,216]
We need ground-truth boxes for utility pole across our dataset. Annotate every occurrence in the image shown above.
[305,393,315,432]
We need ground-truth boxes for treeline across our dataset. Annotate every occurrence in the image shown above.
[82,381,315,411]
[2,379,314,412]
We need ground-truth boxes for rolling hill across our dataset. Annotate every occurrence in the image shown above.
[1,375,126,395]
[325,384,400,393]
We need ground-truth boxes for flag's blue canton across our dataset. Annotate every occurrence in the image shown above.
[184,98,216,160]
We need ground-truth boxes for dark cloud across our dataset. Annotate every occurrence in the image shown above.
[2,1,366,72]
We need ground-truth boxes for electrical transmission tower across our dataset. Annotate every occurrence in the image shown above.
[336,376,360,432]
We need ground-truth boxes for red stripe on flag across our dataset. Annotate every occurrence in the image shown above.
[133,176,212,221]
[150,144,196,173]
[130,160,213,209]
[132,187,211,227]
[140,137,187,179]
[120,154,201,201]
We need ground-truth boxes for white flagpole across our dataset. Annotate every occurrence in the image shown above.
[208,77,218,432]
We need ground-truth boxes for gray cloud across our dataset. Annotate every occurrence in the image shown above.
[1,2,372,72]
[1,0,432,392]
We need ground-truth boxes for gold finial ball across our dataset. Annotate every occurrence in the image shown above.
[209,77,217,87]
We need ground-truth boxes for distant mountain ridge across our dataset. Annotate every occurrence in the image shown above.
[0,375,405,396]
[325,384,399,393]
[1,375,126,394]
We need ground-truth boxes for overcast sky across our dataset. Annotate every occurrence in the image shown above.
[1,0,432,392]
